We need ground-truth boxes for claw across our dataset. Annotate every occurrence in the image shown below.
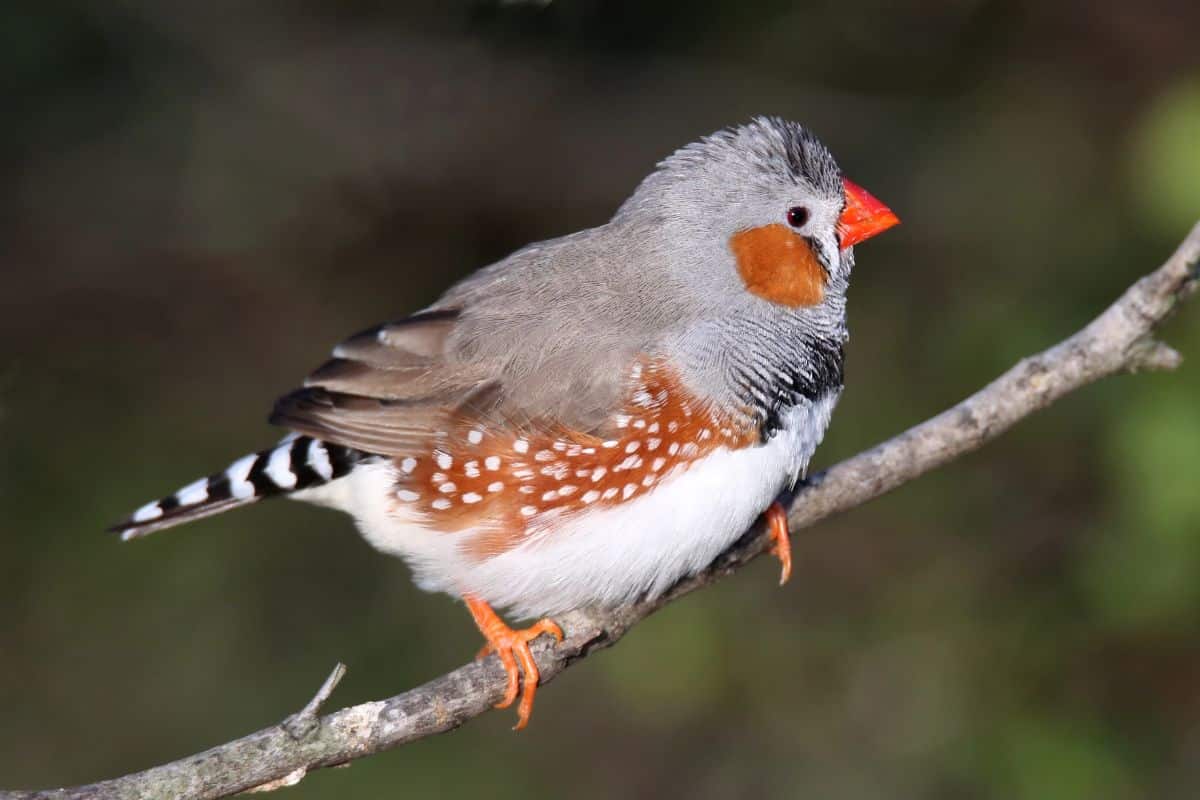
[765,501,792,585]
[464,596,564,729]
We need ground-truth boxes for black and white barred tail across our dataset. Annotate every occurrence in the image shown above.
[110,435,364,540]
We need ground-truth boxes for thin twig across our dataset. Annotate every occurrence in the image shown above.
[282,663,347,742]
[4,221,1198,800]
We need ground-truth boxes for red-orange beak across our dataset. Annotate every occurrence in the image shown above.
[838,178,899,249]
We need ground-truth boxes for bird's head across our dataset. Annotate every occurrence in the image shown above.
[616,117,898,310]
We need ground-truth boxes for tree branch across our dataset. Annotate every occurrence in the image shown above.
[6,221,1199,800]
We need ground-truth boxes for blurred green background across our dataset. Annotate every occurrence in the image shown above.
[3,1,1200,797]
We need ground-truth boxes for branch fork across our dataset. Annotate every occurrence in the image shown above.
[281,662,347,743]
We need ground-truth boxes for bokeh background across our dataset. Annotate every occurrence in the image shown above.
[4,1,1200,797]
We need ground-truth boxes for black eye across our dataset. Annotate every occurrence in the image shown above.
[786,206,809,228]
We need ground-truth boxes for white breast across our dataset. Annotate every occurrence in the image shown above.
[300,394,839,619]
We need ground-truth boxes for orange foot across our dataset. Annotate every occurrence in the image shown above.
[765,501,792,586]
[464,595,564,730]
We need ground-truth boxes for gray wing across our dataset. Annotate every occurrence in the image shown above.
[270,301,643,456]
[270,309,490,455]
[271,228,684,455]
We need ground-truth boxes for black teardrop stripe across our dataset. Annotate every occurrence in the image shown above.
[735,333,844,444]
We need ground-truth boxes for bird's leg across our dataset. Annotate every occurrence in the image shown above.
[765,501,792,585]
[464,595,564,730]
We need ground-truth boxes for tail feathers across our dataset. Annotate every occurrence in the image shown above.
[110,435,364,540]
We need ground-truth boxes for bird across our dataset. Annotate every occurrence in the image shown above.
[110,116,898,729]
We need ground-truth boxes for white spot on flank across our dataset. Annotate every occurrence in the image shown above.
[602,440,618,449]
[633,418,646,429]
[462,492,483,504]
[699,429,712,441]
[668,443,680,456]
[132,501,163,523]
[591,467,607,482]
[266,446,298,489]
[557,485,577,496]
[615,414,630,428]
[308,440,334,480]
[535,449,555,462]
[438,482,457,494]
[487,481,504,493]
[582,447,596,455]
[432,472,447,483]
[468,429,484,444]
[464,461,480,478]
[397,489,420,502]
[436,452,453,470]
[647,438,661,451]
[667,421,679,433]
[514,439,529,454]
[616,455,643,471]
[602,487,618,500]
[512,467,533,479]
[648,422,660,434]
[652,457,666,472]
[432,498,452,510]
[625,441,640,453]
[622,483,637,499]
[519,485,535,494]
[521,505,537,517]
[176,478,209,506]
[542,490,558,502]
[541,463,569,480]
[642,474,655,487]
[582,490,600,504]
[552,441,567,451]
[485,456,501,471]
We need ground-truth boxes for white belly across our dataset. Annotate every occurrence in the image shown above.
[299,396,837,619]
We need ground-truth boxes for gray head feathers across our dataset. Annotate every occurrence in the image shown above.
[616,117,843,222]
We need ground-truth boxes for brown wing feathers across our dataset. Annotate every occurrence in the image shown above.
[270,387,455,456]
[270,309,496,457]
[332,310,459,364]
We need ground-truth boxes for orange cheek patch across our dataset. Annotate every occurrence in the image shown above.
[730,223,826,307]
